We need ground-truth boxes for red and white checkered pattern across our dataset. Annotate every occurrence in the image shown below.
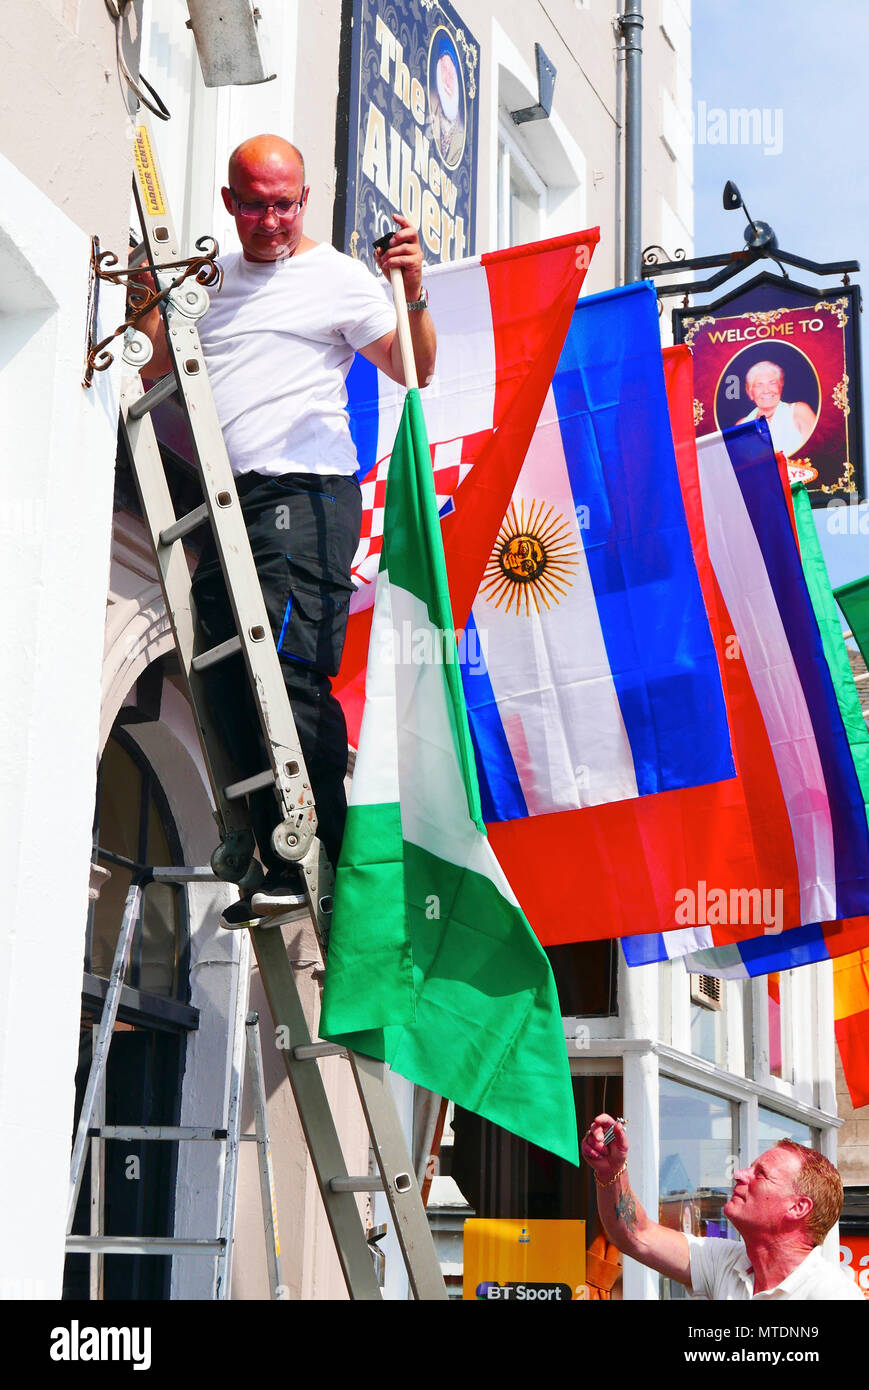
[350,434,484,608]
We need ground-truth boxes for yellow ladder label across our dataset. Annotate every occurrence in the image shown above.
[134,126,166,217]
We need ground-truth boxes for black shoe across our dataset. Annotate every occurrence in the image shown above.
[251,867,307,915]
[220,896,259,930]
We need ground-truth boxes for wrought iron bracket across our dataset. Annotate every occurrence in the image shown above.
[83,235,221,387]
[641,242,860,303]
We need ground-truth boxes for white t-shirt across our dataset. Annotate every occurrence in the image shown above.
[686,1235,864,1301]
[198,244,396,478]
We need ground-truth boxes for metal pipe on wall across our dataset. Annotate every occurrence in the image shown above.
[613,11,625,286]
[620,1,644,284]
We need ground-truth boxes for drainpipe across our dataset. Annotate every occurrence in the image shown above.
[613,11,625,286]
[620,1,644,284]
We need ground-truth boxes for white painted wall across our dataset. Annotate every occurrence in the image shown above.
[0,154,124,1298]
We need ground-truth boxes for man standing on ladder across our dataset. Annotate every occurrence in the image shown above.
[136,135,436,925]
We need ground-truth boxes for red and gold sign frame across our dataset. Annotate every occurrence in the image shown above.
[674,276,863,504]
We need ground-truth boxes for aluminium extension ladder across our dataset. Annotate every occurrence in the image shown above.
[111,121,446,1300]
[66,855,282,1299]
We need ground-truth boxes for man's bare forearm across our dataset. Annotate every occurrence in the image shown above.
[595,1165,650,1256]
[582,1115,693,1286]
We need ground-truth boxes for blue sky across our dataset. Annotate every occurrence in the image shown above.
[692,0,869,585]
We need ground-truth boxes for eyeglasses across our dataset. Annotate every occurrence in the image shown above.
[229,188,307,220]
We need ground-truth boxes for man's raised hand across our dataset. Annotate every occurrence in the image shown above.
[373,213,425,302]
[581,1113,628,1181]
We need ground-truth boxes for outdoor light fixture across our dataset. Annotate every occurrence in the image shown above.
[722,180,778,252]
[510,44,557,124]
[185,0,275,87]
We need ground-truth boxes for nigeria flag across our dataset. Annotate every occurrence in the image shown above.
[320,389,578,1164]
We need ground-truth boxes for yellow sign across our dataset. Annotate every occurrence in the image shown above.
[134,126,166,217]
[463,1219,586,1302]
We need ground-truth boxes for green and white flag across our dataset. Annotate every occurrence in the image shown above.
[320,390,578,1164]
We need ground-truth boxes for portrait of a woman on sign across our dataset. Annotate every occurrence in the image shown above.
[428,27,466,170]
[714,343,821,458]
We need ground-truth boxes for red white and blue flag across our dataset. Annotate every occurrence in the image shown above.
[620,409,869,964]
[342,268,735,825]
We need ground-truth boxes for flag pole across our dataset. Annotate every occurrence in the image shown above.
[388,268,419,390]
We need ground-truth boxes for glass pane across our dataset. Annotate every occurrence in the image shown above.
[140,797,179,997]
[89,738,142,981]
[757,1107,812,1151]
[768,973,783,1078]
[690,1002,721,1065]
[510,167,539,247]
[545,940,618,1017]
[659,1076,738,1298]
[89,735,182,999]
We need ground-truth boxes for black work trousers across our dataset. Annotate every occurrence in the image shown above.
[191,471,362,872]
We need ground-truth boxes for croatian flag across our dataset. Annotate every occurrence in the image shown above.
[338,230,600,737]
[458,282,734,818]
[620,417,869,966]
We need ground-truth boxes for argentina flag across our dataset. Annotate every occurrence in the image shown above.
[459,282,735,818]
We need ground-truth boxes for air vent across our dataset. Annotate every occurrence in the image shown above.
[690,974,723,1011]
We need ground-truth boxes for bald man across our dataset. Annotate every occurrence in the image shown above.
[139,136,436,925]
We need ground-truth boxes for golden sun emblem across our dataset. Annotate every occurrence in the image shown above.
[480,499,579,615]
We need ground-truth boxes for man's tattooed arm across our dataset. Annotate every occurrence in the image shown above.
[614,1187,639,1234]
[595,1170,693,1287]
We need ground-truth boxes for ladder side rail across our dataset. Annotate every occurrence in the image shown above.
[68,879,146,1232]
[249,925,383,1300]
[214,932,253,1300]
[120,385,257,883]
[89,1029,106,1301]
[245,1012,284,1299]
[350,1054,449,1301]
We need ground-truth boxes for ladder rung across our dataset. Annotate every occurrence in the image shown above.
[256,905,311,930]
[65,1235,224,1255]
[294,1042,347,1061]
[192,635,242,672]
[128,241,150,269]
[330,1176,385,1193]
[87,1126,228,1141]
[160,503,209,547]
[151,865,220,883]
[224,769,275,799]
[127,373,178,418]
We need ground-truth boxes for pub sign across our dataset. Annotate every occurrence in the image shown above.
[673,275,864,504]
[334,0,479,274]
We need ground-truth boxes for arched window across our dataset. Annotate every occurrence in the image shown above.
[87,728,189,1001]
